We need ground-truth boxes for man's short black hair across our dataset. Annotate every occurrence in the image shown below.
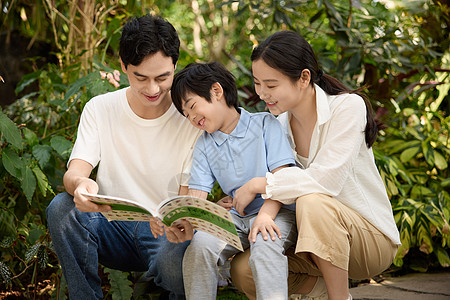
[171,62,239,116]
[119,14,180,68]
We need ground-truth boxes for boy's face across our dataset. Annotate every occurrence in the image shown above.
[121,51,175,118]
[182,90,229,134]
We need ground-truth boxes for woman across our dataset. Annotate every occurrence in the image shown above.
[230,31,400,300]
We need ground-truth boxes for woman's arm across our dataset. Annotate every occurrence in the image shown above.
[265,95,367,203]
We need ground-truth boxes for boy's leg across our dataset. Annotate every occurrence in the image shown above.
[182,231,240,300]
[183,213,249,300]
[248,208,297,300]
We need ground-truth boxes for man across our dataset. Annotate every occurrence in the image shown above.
[46,14,200,299]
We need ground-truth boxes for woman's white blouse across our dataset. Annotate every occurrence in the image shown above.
[263,84,401,245]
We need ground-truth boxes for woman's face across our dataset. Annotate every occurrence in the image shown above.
[252,59,303,115]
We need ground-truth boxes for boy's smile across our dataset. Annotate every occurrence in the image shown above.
[182,89,240,134]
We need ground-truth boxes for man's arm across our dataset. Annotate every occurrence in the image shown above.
[63,159,110,212]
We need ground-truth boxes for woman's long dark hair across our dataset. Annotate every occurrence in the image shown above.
[251,31,379,148]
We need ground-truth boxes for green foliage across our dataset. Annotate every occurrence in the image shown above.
[104,268,134,300]
[374,68,450,271]
[0,59,129,297]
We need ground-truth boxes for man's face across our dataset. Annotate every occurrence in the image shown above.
[121,51,176,118]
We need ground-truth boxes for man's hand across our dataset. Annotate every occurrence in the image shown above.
[233,177,266,215]
[249,211,281,243]
[72,178,111,212]
[150,217,164,238]
[217,196,233,211]
[164,219,194,243]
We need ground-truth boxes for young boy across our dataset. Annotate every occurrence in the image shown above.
[171,62,298,299]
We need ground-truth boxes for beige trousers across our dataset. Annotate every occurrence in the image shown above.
[230,193,398,298]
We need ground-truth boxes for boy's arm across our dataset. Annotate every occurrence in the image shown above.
[233,165,288,215]
[235,165,289,243]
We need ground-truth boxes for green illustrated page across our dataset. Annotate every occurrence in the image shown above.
[157,196,243,251]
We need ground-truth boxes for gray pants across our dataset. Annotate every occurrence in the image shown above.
[183,208,297,300]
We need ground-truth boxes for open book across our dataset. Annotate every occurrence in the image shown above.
[82,192,243,251]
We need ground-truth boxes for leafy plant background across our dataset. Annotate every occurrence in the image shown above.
[0,0,449,299]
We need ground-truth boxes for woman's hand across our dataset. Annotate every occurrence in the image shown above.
[248,211,281,243]
[233,177,266,215]
[149,217,164,238]
[164,219,194,243]
[217,196,233,211]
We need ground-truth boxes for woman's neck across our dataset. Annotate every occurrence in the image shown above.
[290,85,317,128]
[289,85,317,157]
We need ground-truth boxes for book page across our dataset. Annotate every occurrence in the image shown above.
[158,196,243,251]
[81,192,157,221]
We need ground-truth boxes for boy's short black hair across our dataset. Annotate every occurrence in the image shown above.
[119,14,180,68]
[171,62,239,116]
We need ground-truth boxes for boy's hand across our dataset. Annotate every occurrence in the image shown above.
[217,196,233,211]
[233,177,265,215]
[165,219,194,243]
[149,217,164,238]
[249,212,281,243]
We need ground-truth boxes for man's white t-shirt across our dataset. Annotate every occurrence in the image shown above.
[69,87,201,210]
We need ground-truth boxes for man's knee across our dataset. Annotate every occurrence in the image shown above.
[46,192,74,226]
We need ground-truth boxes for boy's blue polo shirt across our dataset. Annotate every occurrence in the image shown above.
[189,108,296,216]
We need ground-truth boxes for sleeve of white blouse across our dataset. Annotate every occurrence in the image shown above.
[263,94,367,203]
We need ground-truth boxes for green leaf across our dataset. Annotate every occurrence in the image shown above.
[400,146,420,163]
[435,247,450,267]
[32,166,51,197]
[28,227,44,245]
[422,142,435,166]
[32,145,52,168]
[405,127,423,140]
[388,140,421,155]
[50,136,72,159]
[21,166,36,203]
[64,74,91,101]
[411,185,433,198]
[37,245,48,269]
[104,268,133,300]
[51,271,68,300]
[23,128,39,147]
[434,151,448,170]
[14,70,41,94]
[2,147,23,179]
[0,261,11,284]
[0,110,23,150]
[442,178,450,188]
[417,220,433,254]
[0,236,15,248]
[25,243,40,264]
